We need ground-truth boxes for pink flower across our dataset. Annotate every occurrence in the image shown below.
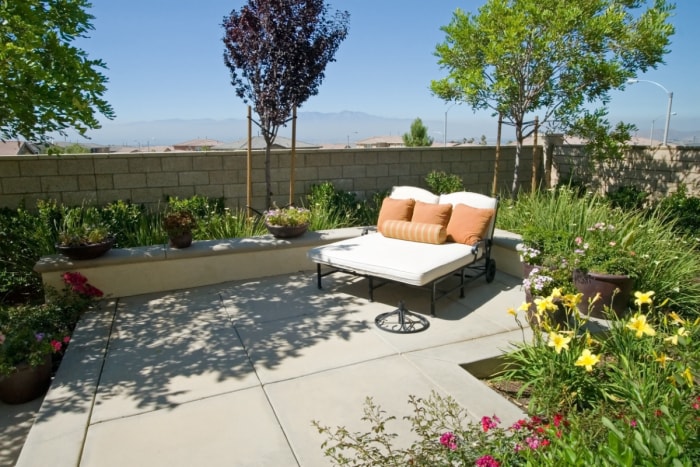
[63,336,71,344]
[475,455,500,467]
[481,415,500,432]
[526,436,541,450]
[51,340,62,352]
[439,432,458,450]
[575,236,583,245]
[629,419,637,428]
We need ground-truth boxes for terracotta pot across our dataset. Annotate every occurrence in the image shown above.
[265,223,308,239]
[55,237,114,260]
[0,356,52,405]
[168,232,193,248]
[573,269,634,319]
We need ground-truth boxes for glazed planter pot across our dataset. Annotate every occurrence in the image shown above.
[0,356,52,405]
[265,223,308,239]
[573,269,634,319]
[55,237,115,260]
[168,232,193,249]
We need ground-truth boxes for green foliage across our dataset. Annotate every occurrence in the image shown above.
[498,187,700,316]
[0,272,102,375]
[655,183,700,241]
[402,118,434,147]
[431,0,674,192]
[606,185,649,211]
[424,170,464,195]
[0,0,114,140]
[568,109,637,162]
[306,182,382,230]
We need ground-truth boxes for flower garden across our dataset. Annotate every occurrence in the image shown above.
[1,178,700,463]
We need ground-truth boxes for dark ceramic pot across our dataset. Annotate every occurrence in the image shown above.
[168,232,193,249]
[55,237,114,260]
[0,356,52,405]
[265,223,308,239]
[573,269,634,319]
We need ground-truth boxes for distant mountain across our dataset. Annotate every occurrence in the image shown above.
[63,111,497,146]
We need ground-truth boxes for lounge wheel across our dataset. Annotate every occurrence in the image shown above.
[485,259,496,283]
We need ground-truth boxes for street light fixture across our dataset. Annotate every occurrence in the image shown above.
[627,78,674,146]
[650,112,676,145]
[444,103,457,147]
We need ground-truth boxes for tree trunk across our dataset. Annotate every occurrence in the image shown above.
[511,124,523,197]
[264,144,272,209]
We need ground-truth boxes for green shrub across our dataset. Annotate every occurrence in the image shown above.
[306,182,382,230]
[606,185,649,211]
[425,170,464,194]
[655,183,700,241]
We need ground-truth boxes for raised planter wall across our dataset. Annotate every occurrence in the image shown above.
[35,228,524,299]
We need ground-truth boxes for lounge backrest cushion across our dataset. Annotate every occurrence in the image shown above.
[390,186,440,204]
[411,201,452,228]
[376,197,415,233]
[382,220,447,244]
[446,204,495,245]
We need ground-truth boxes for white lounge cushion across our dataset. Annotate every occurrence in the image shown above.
[308,233,477,286]
[390,186,439,204]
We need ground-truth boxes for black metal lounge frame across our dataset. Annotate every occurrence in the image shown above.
[315,237,497,317]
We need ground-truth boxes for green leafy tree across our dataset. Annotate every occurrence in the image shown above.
[0,0,114,141]
[431,0,674,194]
[402,117,434,147]
[222,0,349,208]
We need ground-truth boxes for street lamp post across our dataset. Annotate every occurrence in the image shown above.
[627,79,674,146]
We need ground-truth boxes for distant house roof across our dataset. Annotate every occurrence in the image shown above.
[212,135,321,150]
[355,135,404,148]
[0,140,40,155]
[172,138,223,151]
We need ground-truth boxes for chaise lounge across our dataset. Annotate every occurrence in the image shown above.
[308,186,499,332]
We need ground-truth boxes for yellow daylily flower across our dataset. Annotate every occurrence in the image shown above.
[665,334,679,346]
[665,327,689,346]
[668,311,686,325]
[518,302,530,312]
[562,293,582,309]
[634,291,655,307]
[547,331,572,354]
[678,327,689,337]
[654,352,673,368]
[626,314,656,338]
[682,367,694,386]
[550,288,563,299]
[507,307,517,317]
[534,296,558,313]
[575,349,600,372]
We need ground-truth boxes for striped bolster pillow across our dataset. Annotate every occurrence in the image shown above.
[381,220,447,244]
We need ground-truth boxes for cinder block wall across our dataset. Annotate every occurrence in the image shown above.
[2,144,698,211]
[0,146,527,210]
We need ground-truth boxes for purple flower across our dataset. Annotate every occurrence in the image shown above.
[35,332,45,342]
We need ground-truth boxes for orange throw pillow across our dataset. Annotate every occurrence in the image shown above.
[382,220,446,244]
[376,197,415,233]
[411,201,452,228]
[446,204,495,245]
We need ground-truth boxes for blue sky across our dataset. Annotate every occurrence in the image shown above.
[69,1,699,145]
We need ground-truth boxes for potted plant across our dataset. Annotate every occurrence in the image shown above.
[56,223,114,260]
[0,271,102,404]
[163,209,197,248]
[263,205,311,238]
[571,222,637,318]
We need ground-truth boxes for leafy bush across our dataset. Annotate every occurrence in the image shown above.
[655,183,700,241]
[425,170,464,194]
[606,185,649,211]
[306,182,381,230]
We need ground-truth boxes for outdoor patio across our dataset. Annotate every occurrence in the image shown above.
[4,265,531,466]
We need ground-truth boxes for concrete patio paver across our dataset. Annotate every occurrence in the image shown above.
[13,268,530,466]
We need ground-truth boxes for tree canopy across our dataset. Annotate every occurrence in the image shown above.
[0,0,114,141]
[403,118,434,147]
[431,0,675,194]
[223,0,349,208]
